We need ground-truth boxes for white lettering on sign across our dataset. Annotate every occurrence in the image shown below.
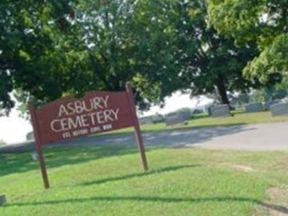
[49,95,120,134]
[103,124,112,130]
[58,96,109,117]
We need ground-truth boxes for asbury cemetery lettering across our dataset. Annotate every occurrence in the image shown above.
[50,96,120,137]
[32,90,136,145]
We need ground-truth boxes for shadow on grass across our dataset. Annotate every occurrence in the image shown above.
[80,164,200,186]
[0,122,253,178]
[3,196,288,214]
[0,142,152,177]
[105,123,248,137]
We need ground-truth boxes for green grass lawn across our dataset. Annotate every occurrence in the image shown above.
[140,111,288,132]
[106,111,288,135]
[1,142,288,215]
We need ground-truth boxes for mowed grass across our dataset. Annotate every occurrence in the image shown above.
[107,111,288,135]
[141,111,288,132]
[1,142,288,216]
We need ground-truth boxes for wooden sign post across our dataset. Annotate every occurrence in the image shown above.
[29,83,148,189]
[126,83,148,171]
[29,102,50,189]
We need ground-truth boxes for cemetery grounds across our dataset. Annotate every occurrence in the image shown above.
[0,110,288,215]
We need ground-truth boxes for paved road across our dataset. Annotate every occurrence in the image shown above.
[1,122,288,153]
[143,122,288,151]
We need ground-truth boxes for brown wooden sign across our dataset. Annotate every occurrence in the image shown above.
[29,83,148,189]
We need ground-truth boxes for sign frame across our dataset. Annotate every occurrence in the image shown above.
[29,83,148,189]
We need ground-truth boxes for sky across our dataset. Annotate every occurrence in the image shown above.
[0,108,32,145]
[0,91,213,145]
[141,91,213,116]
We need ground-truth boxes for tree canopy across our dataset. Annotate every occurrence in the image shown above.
[0,1,77,115]
[0,0,155,115]
[208,0,288,85]
[129,0,263,106]
[1,0,283,116]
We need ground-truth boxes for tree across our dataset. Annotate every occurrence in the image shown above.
[0,0,158,115]
[0,1,78,115]
[249,86,287,104]
[0,0,271,116]
[129,0,261,107]
[208,0,288,85]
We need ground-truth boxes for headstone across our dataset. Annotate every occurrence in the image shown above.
[165,112,189,126]
[179,110,191,120]
[26,131,35,141]
[151,114,164,124]
[270,103,288,116]
[139,117,153,125]
[245,103,264,113]
[139,114,164,125]
[192,109,204,114]
[209,105,231,117]
[0,195,6,206]
[264,100,281,110]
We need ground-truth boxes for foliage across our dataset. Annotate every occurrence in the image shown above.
[0,0,159,115]
[2,0,284,115]
[249,86,288,103]
[128,0,263,106]
[208,0,288,85]
[0,1,78,115]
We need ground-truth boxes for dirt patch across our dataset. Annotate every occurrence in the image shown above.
[226,164,254,172]
[271,156,288,172]
[267,187,287,203]
[255,187,288,216]
[253,207,269,216]
[269,208,288,216]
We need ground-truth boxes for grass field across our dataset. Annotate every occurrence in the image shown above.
[140,111,288,132]
[1,142,288,215]
[106,111,288,135]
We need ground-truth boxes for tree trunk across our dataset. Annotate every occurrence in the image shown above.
[215,74,231,109]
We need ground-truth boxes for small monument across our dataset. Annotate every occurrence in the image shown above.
[245,103,264,113]
[165,112,189,126]
[139,116,153,125]
[209,104,231,117]
[270,103,288,116]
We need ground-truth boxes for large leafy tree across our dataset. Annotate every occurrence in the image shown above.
[0,1,80,115]
[0,0,270,116]
[0,0,157,116]
[129,0,261,107]
[208,0,288,85]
